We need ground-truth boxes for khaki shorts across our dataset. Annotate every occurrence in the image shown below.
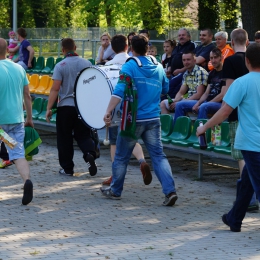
[229,121,243,160]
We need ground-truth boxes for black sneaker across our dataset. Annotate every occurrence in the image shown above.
[222,214,241,232]
[163,192,178,206]
[22,179,33,205]
[100,187,121,200]
[59,169,74,176]
[84,153,97,176]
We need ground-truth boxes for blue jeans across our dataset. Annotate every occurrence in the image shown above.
[110,119,176,196]
[197,102,222,119]
[226,150,260,230]
[173,100,197,125]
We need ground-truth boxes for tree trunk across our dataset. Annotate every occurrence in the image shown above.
[240,0,260,40]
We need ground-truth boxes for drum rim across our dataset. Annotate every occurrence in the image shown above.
[74,66,115,130]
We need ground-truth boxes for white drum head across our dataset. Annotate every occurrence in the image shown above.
[74,66,119,129]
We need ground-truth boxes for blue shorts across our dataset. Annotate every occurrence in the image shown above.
[1,123,25,160]
[109,125,119,145]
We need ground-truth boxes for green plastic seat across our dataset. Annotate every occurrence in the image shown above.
[50,113,57,124]
[213,146,231,155]
[161,116,191,144]
[170,119,207,147]
[88,58,95,65]
[37,99,48,122]
[41,57,55,74]
[26,57,36,73]
[32,98,44,120]
[32,56,45,73]
[50,57,63,74]
[160,114,173,138]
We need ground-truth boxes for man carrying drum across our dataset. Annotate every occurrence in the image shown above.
[100,34,178,206]
[102,34,152,187]
[46,38,97,176]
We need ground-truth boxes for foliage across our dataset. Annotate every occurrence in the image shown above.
[198,0,220,30]
[219,0,239,30]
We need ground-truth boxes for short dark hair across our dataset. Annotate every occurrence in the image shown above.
[61,38,75,51]
[246,43,260,68]
[182,50,195,56]
[210,48,222,57]
[131,34,148,55]
[127,32,136,42]
[200,28,213,36]
[255,31,260,40]
[111,34,127,54]
[139,29,150,39]
[17,28,27,38]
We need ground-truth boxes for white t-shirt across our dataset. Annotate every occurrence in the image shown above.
[105,52,130,66]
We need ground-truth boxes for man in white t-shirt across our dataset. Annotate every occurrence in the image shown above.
[102,34,152,187]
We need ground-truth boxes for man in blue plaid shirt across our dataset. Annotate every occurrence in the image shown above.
[168,51,208,126]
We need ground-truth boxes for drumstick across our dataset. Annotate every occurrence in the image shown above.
[103,126,110,146]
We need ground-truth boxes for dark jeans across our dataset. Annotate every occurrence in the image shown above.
[56,106,95,174]
[0,142,9,160]
[161,73,183,101]
[226,150,260,230]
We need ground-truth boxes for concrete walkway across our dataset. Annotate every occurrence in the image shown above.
[0,133,259,260]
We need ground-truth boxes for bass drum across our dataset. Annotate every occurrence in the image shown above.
[74,65,121,129]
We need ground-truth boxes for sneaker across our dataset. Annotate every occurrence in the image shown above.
[59,169,74,176]
[140,162,152,185]
[84,153,97,176]
[222,214,241,232]
[100,187,121,200]
[163,192,178,206]
[22,179,33,205]
[102,176,112,186]
[247,201,259,212]
[0,160,13,169]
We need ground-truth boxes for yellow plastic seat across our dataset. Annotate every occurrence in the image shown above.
[44,78,54,95]
[28,74,40,93]
[33,75,51,94]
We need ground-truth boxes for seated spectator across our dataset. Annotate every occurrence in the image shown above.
[160,51,208,126]
[8,28,34,70]
[208,31,234,71]
[161,39,176,71]
[162,28,196,101]
[195,28,215,71]
[254,31,260,43]
[127,32,136,57]
[192,48,225,119]
[148,45,157,56]
[96,32,116,65]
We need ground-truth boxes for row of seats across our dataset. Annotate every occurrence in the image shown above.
[26,56,96,75]
[27,74,53,95]
[160,115,231,155]
[25,97,57,124]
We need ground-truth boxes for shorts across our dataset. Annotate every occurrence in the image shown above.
[1,123,25,160]
[229,121,243,161]
[163,99,174,111]
[109,125,119,145]
[17,61,28,70]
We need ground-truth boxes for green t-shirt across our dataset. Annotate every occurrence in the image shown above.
[0,59,29,124]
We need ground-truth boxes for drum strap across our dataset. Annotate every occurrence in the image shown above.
[126,55,158,67]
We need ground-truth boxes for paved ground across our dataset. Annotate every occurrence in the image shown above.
[0,132,260,260]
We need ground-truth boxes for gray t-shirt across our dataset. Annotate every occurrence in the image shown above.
[52,56,91,107]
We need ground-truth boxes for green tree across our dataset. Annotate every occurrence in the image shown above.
[221,0,239,30]
[198,0,220,30]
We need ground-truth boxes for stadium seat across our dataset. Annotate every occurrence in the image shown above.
[33,75,51,94]
[41,57,55,74]
[160,114,173,138]
[32,97,44,120]
[50,57,63,74]
[44,78,53,95]
[37,99,48,122]
[170,119,207,147]
[88,58,95,65]
[28,74,40,93]
[161,116,191,144]
[26,57,36,73]
[32,56,45,73]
